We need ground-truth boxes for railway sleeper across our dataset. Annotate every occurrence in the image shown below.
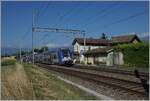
[38,64,148,96]
[54,68,145,95]
[55,65,144,85]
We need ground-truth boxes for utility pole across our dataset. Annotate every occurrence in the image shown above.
[83,32,86,52]
[32,10,35,64]
[19,43,22,64]
[43,37,46,54]
[43,34,48,53]
[3,45,5,57]
[83,32,86,63]
[32,20,85,65]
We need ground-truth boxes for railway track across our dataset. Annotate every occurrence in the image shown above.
[72,64,149,78]
[37,64,148,98]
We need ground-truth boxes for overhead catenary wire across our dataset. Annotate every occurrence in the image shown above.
[22,26,31,39]
[55,2,82,27]
[36,2,45,17]
[59,2,92,26]
[42,34,48,46]
[32,2,52,49]
[54,2,90,41]
[84,5,122,29]
[80,2,120,29]
[21,2,44,41]
[101,10,148,29]
[20,26,32,55]
[59,4,80,21]
[86,10,148,38]
[31,2,51,48]
[34,2,84,37]
[36,2,51,22]
[34,2,119,43]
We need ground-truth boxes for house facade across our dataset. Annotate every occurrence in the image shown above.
[83,47,112,65]
[72,38,110,63]
[72,34,141,65]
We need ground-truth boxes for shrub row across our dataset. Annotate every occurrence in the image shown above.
[1,59,16,66]
[113,42,149,68]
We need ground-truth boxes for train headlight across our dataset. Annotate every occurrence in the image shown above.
[62,57,68,61]
[68,57,71,60]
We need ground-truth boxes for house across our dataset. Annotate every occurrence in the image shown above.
[72,38,110,63]
[72,34,141,65]
[111,34,141,45]
[83,47,112,65]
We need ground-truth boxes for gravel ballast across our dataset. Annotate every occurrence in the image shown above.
[45,68,148,100]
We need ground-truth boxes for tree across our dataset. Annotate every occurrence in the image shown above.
[39,46,49,53]
[101,33,107,39]
[34,48,39,53]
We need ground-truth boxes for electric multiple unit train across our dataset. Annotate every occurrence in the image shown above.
[22,48,73,66]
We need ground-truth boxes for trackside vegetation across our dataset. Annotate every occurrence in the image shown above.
[1,58,96,100]
[113,42,149,68]
[1,58,16,66]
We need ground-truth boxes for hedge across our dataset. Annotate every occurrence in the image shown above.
[113,42,149,68]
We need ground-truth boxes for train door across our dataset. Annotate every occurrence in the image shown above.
[51,52,59,64]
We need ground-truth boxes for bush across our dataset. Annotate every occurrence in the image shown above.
[94,61,106,65]
[75,60,80,64]
[1,59,16,66]
[80,61,85,64]
[87,62,92,65]
[113,42,149,68]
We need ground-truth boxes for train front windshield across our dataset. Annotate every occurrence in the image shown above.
[62,49,69,57]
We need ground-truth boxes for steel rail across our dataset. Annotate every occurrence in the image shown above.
[37,63,148,98]
[72,65,149,78]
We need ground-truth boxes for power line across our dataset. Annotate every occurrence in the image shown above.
[63,2,93,28]
[22,26,31,39]
[36,3,45,17]
[55,2,82,27]
[36,2,51,23]
[35,2,82,34]
[87,11,148,38]
[21,26,32,50]
[35,4,79,48]
[33,2,51,49]
[84,4,122,29]
[60,2,90,21]
[39,3,50,17]
[80,2,120,28]
[102,10,148,29]
[59,5,79,21]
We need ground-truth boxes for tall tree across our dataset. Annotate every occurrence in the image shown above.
[101,33,107,39]
[34,48,39,53]
[39,46,48,53]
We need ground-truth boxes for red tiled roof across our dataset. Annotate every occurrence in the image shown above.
[72,34,141,46]
[111,34,141,44]
[83,47,112,55]
[72,38,110,46]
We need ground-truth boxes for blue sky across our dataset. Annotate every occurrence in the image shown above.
[2,1,149,49]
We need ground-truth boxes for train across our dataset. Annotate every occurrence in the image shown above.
[21,48,74,66]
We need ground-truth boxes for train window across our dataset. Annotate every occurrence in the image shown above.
[53,54,57,59]
[51,53,58,60]
[62,49,68,57]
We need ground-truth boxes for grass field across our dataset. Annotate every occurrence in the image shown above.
[1,58,96,100]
